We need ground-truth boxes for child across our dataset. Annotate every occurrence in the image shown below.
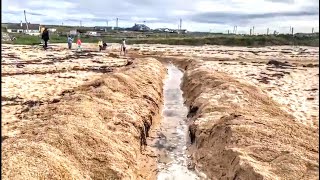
[67,35,73,49]
[77,37,82,51]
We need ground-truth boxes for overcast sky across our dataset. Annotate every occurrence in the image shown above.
[2,0,319,33]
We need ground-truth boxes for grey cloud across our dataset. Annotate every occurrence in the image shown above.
[28,12,45,16]
[3,10,44,16]
[189,10,319,25]
[2,0,319,32]
[66,0,195,18]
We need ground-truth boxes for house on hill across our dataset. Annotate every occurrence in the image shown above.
[6,22,40,35]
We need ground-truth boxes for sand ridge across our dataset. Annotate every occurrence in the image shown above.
[174,58,319,179]
[128,44,319,179]
[2,44,166,179]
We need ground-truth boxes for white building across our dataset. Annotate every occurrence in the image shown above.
[6,22,40,35]
[86,31,99,36]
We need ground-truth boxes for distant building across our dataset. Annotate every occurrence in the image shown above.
[48,28,57,33]
[154,28,187,34]
[295,33,319,37]
[131,24,151,32]
[69,30,78,36]
[6,22,40,35]
[85,31,100,36]
[93,26,113,32]
[177,29,188,34]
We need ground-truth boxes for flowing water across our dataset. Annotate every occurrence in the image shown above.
[151,63,200,180]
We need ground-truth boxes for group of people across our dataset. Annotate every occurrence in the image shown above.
[40,26,127,55]
[67,35,82,51]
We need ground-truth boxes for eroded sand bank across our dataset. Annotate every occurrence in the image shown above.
[130,44,319,127]
[128,44,319,179]
[174,58,319,179]
[2,44,166,179]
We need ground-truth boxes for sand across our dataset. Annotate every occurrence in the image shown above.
[129,44,319,127]
[2,43,319,179]
[2,44,129,134]
[1,44,166,179]
[132,44,318,62]
[128,44,319,179]
[176,58,318,179]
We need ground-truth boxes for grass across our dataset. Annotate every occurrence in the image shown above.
[3,33,319,47]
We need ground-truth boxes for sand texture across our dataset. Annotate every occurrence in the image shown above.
[130,44,319,127]
[175,58,319,179]
[2,44,166,179]
[129,44,319,179]
[2,43,319,180]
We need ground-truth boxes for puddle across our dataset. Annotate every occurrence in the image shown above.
[151,63,201,180]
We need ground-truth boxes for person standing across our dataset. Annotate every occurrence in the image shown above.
[76,37,82,51]
[67,35,73,49]
[98,39,103,51]
[41,28,49,50]
[40,26,45,45]
[120,38,127,56]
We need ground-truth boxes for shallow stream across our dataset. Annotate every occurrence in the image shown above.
[151,63,200,180]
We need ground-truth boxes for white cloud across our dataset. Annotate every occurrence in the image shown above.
[2,0,319,33]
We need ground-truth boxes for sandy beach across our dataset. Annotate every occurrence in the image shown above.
[130,44,319,127]
[2,43,318,179]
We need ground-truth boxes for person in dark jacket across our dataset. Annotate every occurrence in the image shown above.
[41,28,49,50]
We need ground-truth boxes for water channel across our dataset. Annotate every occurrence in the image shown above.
[151,63,201,180]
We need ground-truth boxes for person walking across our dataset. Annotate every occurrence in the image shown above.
[120,38,127,56]
[67,35,73,49]
[41,28,49,50]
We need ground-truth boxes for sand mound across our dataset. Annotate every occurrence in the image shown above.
[175,59,319,179]
[2,58,166,180]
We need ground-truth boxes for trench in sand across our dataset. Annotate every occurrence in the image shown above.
[148,63,202,179]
